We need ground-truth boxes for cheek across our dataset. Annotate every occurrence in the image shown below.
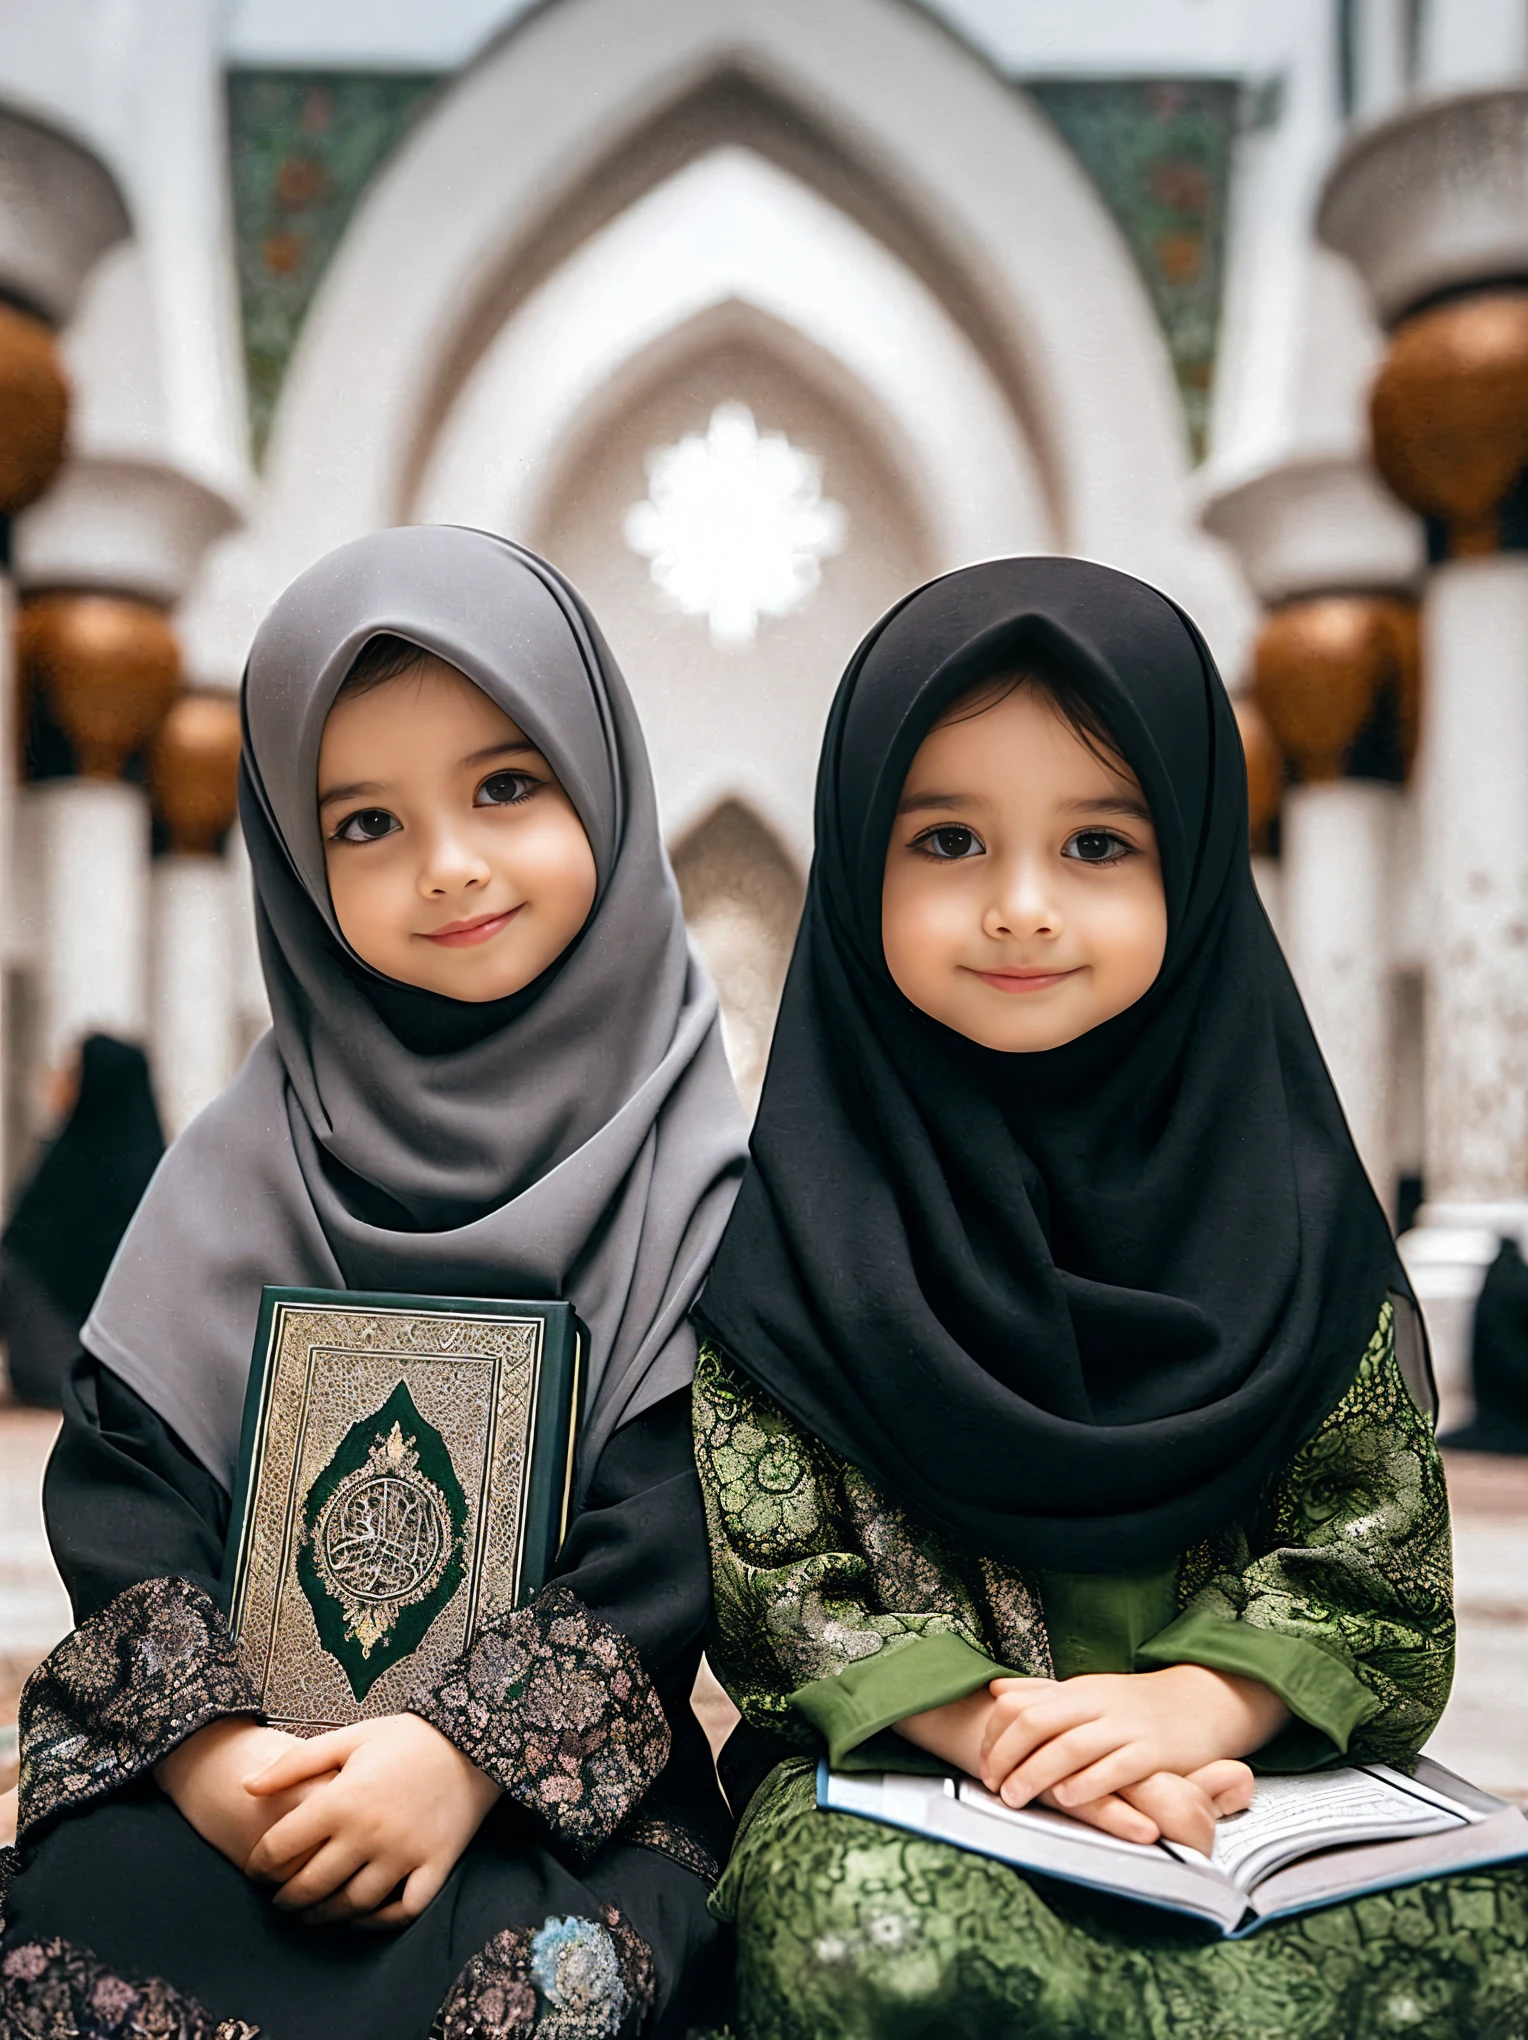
[324,851,399,954]
[1085,880,1167,992]
[882,870,963,993]
[512,809,597,923]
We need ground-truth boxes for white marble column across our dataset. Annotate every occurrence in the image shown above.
[1281,779,1401,1200]
[151,856,235,1137]
[1415,559,1528,1207]
[1398,559,1528,1423]
[29,778,151,1066]
[1319,84,1528,1411]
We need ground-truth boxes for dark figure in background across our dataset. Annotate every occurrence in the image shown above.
[1439,1236,1528,1455]
[0,1036,164,1407]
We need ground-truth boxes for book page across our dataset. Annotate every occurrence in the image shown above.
[1166,1768,1466,1893]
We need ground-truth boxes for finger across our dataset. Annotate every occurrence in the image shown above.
[271,1837,368,1913]
[1185,1759,1255,1816]
[987,1679,1058,1699]
[300,1859,405,1927]
[245,1793,339,1881]
[1039,1786,1159,1847]
[990,1723,1125,1805]
[246,1729,362,1797]
[354,1861,443,1933]
[1121,1773,1216,1856]
[979,1689,1106,1771]
[247,1831,325,1887]
[980,1697,1113,1783]
[1047,1741,1175,1809]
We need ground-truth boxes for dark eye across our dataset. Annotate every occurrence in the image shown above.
[476,770,538,808]
[1065,829,1130,865]
[917,825,983,861]
[334,808,399,844]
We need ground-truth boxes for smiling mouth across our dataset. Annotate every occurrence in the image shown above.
[421,906,523,947]
[969,966,1082,994]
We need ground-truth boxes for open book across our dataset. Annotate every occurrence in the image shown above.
[820,1757,1528,1937]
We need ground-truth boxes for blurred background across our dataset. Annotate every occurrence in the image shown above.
[3,0,1528,1818]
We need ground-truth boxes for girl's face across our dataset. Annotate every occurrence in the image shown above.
[881,682,1166,1052]
[319,654,597,1002]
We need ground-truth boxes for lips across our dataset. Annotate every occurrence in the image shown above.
[971,966,1081,994]
[421,906,522,948]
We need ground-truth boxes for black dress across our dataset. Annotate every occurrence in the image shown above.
[0,1357,731,2039]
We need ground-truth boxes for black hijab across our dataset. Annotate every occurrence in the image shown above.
[4,1034,165,1325]
[695,557,1398,1574]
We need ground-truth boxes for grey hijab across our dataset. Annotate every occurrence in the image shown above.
[84,525,747,1496]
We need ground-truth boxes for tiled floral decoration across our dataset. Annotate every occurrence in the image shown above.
[1028,78,1239,462]
[226,71,438,461]
[224,69,1235,468]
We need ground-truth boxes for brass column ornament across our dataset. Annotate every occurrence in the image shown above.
[150,692,242,853]
[0,302,69,516]
[1232,695,1284,853]
[18,593,180,778]
[1253,594,1419,785]
[1370,292,1528,558]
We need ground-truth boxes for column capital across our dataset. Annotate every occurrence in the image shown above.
[1319,86,1528,326]
[0,108,128,328]
[1201,454,1424,609]
[14,457,241,610]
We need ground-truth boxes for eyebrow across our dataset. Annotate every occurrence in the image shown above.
[318,739,538,809]
[895,789,1153,822]
[896,789,972,816]
[1060,793,1153,822]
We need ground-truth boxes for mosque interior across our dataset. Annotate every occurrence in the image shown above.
[2,0,1528,1826]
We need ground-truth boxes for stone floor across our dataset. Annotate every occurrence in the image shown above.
[1,1409,1525,1846]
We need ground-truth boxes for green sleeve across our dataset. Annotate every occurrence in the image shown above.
[1142,1301,1454,1769]
[692,1344,1012,1758]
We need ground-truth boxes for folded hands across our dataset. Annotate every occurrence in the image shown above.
[896,1664,1290,1856]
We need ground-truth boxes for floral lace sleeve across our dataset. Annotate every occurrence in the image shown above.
[17,1575,261,1842]
[692,1344,1050,1753]
[408,1582,671,1860]
[1166,1300,1455,1764]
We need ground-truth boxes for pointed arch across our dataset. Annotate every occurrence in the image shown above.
[238,0,1247,660]
[671,798,804,1116]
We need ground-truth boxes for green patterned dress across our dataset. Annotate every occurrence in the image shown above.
[694,1304,1528,2038]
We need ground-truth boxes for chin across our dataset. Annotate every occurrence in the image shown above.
[957,1005,1091,1055]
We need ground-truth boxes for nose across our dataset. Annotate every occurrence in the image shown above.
[417,820,492,900]
[982,855,1060,942]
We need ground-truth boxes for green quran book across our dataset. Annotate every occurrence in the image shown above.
[224,1286,582,1733]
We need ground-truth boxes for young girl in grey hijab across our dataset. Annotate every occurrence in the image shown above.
[1,526,747,2040]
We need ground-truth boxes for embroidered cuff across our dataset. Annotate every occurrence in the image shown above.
[789,1631,1014,1768]
[17,1576,261,1842]
[1136,1605,1380,1765]
[410,1583,670,1858]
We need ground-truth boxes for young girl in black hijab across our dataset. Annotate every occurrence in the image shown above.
[693,557,1528,2037]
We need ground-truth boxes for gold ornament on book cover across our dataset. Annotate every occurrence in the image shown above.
[226,1292,580,1734]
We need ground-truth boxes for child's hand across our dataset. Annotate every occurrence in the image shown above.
[242,1713,502,1929]
[1053,1758,1255,1854]
[155,1719,335,1873]
[980,1665,1286,1813]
